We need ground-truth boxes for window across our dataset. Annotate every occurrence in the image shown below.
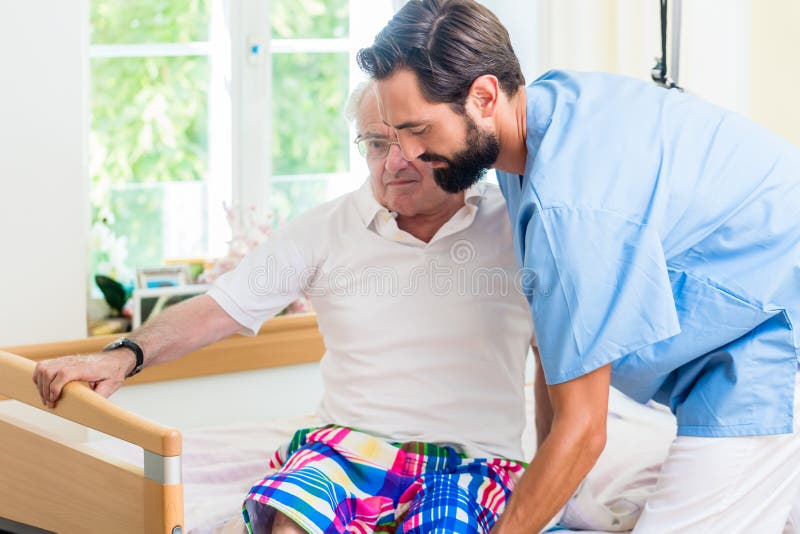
[88,0,393,284]
[89,0,215,281]
[270,0,349,222]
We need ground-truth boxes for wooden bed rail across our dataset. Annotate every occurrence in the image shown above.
[2,312,325,385]
[0,313,324,533]
[0,350,181,457]
[0,313,325,456]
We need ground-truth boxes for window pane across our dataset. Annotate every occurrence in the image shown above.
[272,180,329,222]
[90,0,210,44]
[90,55,210,274]
[107,182,208,269]
[272,53,349,176]
[91,56,209,187]
[271,0,348,39]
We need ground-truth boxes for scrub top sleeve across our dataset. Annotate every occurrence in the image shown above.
[523,207,681,384]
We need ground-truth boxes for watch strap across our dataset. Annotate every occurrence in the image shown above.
[102,337,144,378]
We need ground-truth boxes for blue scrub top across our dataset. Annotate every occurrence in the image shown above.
[497,70,800,437]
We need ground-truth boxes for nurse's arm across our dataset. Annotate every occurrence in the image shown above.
[492,364,611,534]
[532,346,553,448]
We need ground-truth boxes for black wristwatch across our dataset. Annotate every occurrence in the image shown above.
[102,337,144,378]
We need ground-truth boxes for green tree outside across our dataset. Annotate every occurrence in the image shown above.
[89,0,349,279]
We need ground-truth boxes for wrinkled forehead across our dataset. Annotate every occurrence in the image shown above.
[356,88,391,138]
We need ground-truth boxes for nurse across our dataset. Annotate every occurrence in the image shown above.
[358,0,800,532]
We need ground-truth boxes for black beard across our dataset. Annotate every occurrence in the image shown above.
[431,115,500,194]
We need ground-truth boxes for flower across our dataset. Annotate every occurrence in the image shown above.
[199,204,273,284]
[91,207,134,285]
[200,203,312,315]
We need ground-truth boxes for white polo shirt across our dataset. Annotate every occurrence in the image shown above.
[208,181,533,460]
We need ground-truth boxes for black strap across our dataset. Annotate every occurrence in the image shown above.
[103,337,145,377]
[651,0,680,90]
[660,0,668,80]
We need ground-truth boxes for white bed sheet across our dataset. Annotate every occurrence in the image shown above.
[89,389,677,533]
[555,389,676,532]
[90,414,321,532]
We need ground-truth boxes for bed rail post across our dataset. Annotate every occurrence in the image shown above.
[0,350,184,532]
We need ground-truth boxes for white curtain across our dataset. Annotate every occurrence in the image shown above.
[515,0,800,144]
[386,0,799,144]
[523,0,753,115]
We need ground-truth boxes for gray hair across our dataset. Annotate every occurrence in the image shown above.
[344,80,374,130]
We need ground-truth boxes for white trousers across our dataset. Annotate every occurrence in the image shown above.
[633,371,800,534]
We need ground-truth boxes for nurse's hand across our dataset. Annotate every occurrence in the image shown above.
[32,350,134,408]
[492,364,611,534]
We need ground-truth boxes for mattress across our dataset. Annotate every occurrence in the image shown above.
[88,389,677,533]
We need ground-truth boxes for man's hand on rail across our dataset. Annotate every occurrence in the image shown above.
[33,350,134,408]
[31,295,244,408]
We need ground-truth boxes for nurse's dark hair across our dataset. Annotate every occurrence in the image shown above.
[356,0,524,113]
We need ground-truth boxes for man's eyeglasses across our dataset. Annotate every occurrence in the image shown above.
[354,136,402,160]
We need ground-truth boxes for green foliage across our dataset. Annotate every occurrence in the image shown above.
[90,54,209,270]
[90,56,209,188]
[109,185,165,268]
[271,0,348,39]
[272,52,350,176]
[90,0,349,276]
[95,275,129,316]
[272,180,329,222]
[90,0,210,44]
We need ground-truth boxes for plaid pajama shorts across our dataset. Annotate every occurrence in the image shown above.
[242,426,524,534]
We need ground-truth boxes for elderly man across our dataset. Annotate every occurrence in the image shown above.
[34,82,533,533]
[357,0,800,532]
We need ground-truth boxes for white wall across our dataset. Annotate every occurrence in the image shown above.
[99,364,324,434]
[750,0,800,147]
[680,1,752,116]
[481,1,539,82]
[0,1,88,345]
[528,0,798,145]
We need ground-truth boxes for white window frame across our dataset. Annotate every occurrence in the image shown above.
[87,3,234,259]
[88,0,394,261]
[234,0,394,211]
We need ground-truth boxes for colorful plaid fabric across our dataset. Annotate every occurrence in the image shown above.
[242,426,524,534]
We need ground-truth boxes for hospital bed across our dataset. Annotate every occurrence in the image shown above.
[0,312,677,533]
[0,313,325,534]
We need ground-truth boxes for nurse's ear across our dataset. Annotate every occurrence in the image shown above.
[467,75,500,119]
